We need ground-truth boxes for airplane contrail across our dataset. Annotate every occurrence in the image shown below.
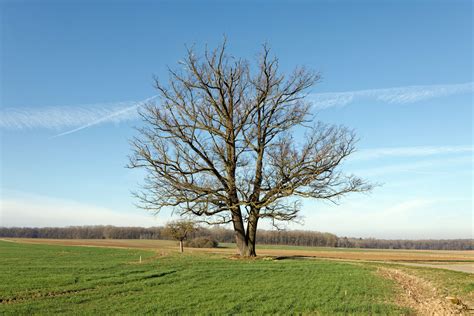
[310,82,473,109]
[0,82,472,136]
[52,96,158,137]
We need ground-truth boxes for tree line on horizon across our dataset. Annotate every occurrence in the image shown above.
[0,226,471,250]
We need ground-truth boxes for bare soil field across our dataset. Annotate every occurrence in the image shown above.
[1,238,179,250]
[255,249,474,263]
[5,238,473,264]
[397,262,474,274]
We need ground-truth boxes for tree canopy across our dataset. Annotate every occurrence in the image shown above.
[129,40,371,256]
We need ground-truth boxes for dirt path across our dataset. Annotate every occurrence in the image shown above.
[378,267,471,315]
[397,262,474,274]
[350,260,474,274]
[273,255,474,274]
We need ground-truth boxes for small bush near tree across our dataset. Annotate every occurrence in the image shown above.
[184,237,219,248]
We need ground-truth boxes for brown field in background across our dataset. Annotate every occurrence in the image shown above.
[4,238,473,263]
[259,248,474,262]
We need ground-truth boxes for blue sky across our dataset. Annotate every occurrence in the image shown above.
[1,0,472,239]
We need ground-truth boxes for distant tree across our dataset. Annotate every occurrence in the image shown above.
[164,220,196,253]
[128,40,372,257]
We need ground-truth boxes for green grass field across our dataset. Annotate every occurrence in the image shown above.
[0,240,411,315]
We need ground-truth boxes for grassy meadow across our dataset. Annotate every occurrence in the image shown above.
[0,240,411,315]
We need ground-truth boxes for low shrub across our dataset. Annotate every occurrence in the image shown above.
[184,237,219,248]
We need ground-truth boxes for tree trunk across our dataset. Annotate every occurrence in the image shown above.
[247,238,257,257]
[179,240,183,253]
[246,212,258,257]
[232,214,251,256]
[231,210,258,257]
[237,236,253,257]
[231,206,258,256]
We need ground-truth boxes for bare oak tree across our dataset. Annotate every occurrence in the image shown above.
[129,40,372,257]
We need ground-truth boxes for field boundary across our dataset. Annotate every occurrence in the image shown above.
[378,267,471,315]
[272,255,474,274]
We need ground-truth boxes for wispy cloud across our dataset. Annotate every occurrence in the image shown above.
[1,102,136,129]
[1,82,472,136]
[349,145,473,177]
[0,96,157,136]
[311,82,474,109]
[0,191,164,227]
[353,155,472,177]
[297,197,472,239]
[353,145,473,161]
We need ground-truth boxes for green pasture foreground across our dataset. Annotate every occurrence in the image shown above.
[0,241,410,315]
